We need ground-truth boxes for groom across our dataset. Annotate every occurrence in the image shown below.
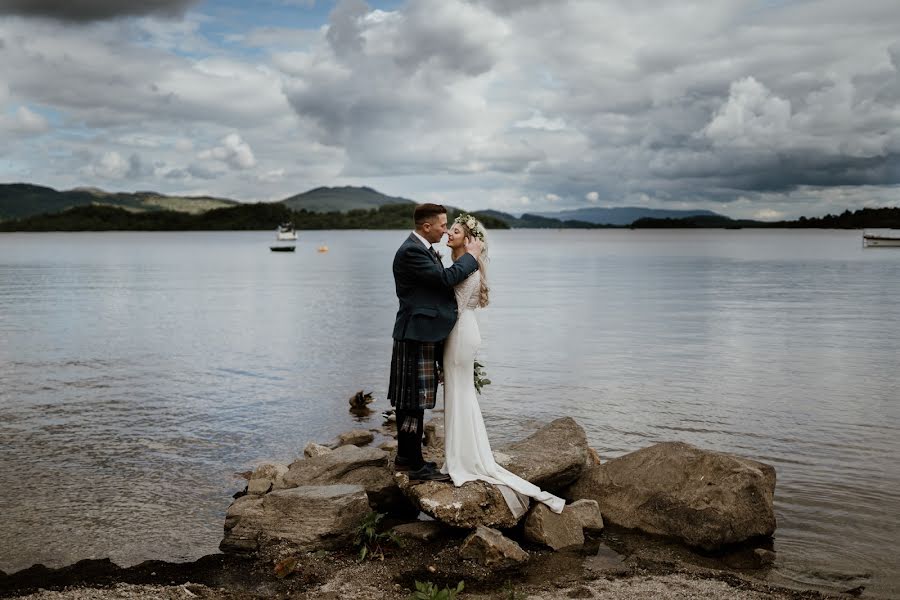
[388,203,483,482]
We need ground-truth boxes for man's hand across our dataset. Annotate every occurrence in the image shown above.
[464,236,483,259]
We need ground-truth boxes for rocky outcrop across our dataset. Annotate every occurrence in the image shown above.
[284,445,401,511]
[247,463,289,495]
[494,418,589,492]
[220,484,369,554]
[566,442,776,550]
[568,499,604,533]
[523,504,584,550]
[395,473,519,529]
[460,526,529,568]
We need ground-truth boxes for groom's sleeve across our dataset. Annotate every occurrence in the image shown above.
[401,246,477,289]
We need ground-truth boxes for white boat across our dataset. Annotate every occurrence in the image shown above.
[863,231,900,247]
[276,222,298,241]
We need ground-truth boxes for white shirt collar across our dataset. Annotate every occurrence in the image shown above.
[411,230,431,249]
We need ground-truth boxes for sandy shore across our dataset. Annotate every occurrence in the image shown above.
[9,574,834,600]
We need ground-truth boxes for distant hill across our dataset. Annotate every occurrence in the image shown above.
[0,183,237,221]
[477,209,608,229]
[534,207,722,226]
[280,186,415,213]
[632,207,900,229]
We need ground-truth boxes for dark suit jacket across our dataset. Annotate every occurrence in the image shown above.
[392,233,478,342]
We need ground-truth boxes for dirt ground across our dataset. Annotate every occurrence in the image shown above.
[0,527,842,600]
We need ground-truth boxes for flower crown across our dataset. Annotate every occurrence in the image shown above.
[453,212,487,242]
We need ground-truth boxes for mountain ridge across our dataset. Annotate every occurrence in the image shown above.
[534,206,721,225]
[0,182,237,220]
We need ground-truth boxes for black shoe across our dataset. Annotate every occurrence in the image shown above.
[394,457,438,472]
[407,465,450,482]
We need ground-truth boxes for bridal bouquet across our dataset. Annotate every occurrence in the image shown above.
[474,360,491,394]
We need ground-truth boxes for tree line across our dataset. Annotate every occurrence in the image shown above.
[0,202,511,232]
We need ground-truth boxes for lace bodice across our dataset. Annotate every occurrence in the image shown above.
[455,270,481,311]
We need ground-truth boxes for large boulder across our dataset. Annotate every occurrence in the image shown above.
[460,526,529,568]
[284,445,401,511]
[523,504,584,550]
[494,417,589,492]
[220,484,369,554]
[566,442,776,550]
[395,473,521,529]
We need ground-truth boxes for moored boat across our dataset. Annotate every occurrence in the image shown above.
[276,222,298,241]
[863,231,900,247]
[270,245,295,252]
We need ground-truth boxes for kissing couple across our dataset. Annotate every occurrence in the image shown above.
[387,203,565,516]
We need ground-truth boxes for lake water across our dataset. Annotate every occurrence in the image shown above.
[1,230,898,597]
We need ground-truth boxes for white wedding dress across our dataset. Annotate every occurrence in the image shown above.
[440,270,565,516]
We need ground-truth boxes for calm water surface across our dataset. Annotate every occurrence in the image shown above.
[1,230,898,597]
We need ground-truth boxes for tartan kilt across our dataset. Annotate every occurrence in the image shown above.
[388,339,441,411]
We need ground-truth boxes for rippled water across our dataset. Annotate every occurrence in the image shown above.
[1,230,898,597]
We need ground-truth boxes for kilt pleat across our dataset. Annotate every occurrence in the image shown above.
[388,339,439,410]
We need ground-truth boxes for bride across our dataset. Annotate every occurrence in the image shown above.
[440,213,565,516]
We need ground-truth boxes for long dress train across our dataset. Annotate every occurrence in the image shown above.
[441,270,565,516]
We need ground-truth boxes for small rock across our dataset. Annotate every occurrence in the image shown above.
[378,439,398,452]
[523,503,584,550]
[247,463,289,495]
[424,417,445,449]
[753,547,776,566]
[459,526,529,568]
[584,544,627,576]
[391,521,447,542]
[337,429,374,448]
[304,442,332,458]
[568,499,604,533]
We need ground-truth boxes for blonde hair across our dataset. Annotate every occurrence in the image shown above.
[457,221,490,307]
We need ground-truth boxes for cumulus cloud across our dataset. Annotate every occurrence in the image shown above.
[3,0,900,216]
[282,0,510,176]
[84,151,145,180]
[0,0,201,22]
[703,77,792,150]
[198,133,257,170]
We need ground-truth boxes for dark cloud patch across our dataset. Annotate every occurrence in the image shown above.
[473,0,556,16]
[0,0,201,22]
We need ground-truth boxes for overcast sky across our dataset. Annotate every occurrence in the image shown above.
[1,0,899,218]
